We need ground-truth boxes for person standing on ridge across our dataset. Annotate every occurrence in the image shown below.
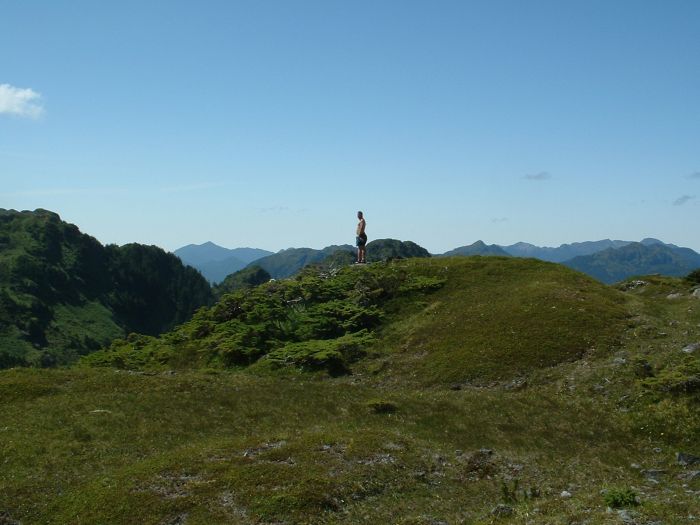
[356,211,367,264]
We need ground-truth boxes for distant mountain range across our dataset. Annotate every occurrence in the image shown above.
[441,241,510,257]
[175,239,432,281]
[248,239,431,279]
[173,242,272,283]
[562,242,700,284]
[447,238,700,284]
[501,239,633,262]
[175,237,700,285]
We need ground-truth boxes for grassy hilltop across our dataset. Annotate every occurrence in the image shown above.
[1,257,700,524]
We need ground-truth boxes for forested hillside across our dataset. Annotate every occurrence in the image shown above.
[0,209,212,367]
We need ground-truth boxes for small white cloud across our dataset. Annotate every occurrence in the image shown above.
[0,83,44,118]
[673,195,696,206]
[524,171,551,181]
[491,217,509,223]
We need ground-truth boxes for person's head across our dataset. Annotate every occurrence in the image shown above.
[357,211,363,219]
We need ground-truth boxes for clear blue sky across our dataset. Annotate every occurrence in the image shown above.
[2,0,699,253]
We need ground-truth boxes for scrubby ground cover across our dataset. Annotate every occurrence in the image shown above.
[1,257,699,524]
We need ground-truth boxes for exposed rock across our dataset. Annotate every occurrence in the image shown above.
[491,504,514,517]
[616,509,637,524]
[678,470,700,481]
[504,378,528,390]
[682,342,700,354]
[692,288,700,299]
[356,453,396,466]
[667,293,684,300]
[243,440,287,458]
[560,490,572,498]
[677,452,700,466]
[622,280,648,291]
[460,448,498,480]
[642,469,666,479]
[160,513,188,525]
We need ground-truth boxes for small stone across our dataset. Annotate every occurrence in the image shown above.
[643,469,666,480]
[667,293,683,300]
[692,288,700,299]
[630,463,641,470]
[613,357,627,365]
[653,447,663,453]
[491,504,514,517]
[560,490,572,498]
[682,342,700,354]
[617,509,636,524]
[449,383,462,390]
[622,280,648,290]
[677,452,700,466]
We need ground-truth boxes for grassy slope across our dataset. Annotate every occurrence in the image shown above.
[362,257,628,386]
[1,258,700,524]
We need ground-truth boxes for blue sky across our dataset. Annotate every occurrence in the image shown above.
[1,0,699,253]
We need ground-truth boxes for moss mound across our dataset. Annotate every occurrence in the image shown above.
[371,257,628,385]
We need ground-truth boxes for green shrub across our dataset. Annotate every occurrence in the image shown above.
[603,487,639,508]
[686,268,700,285]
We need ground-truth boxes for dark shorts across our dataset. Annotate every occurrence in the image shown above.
[356,235,367,247]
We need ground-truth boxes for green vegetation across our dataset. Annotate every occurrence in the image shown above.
[213,265,271,298]
[441,240,511,257]
[248,245,355,279]
[2,255,700,523]
[364,238,431,262]
[603,488,639,508]
[81,261,446,374]
[367,257,628,385]
[686,268,700,285]
[0,209,212,367]
[564,242,700,284]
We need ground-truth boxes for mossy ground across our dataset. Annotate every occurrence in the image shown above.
[1,258,699,524]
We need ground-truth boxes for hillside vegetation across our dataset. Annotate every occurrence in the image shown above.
[564,242,700,284]
[0,209,212,368]
[83,257,627,387]
[2,256,700,524]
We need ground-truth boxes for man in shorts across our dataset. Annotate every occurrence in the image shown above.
[356,211,367,264]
